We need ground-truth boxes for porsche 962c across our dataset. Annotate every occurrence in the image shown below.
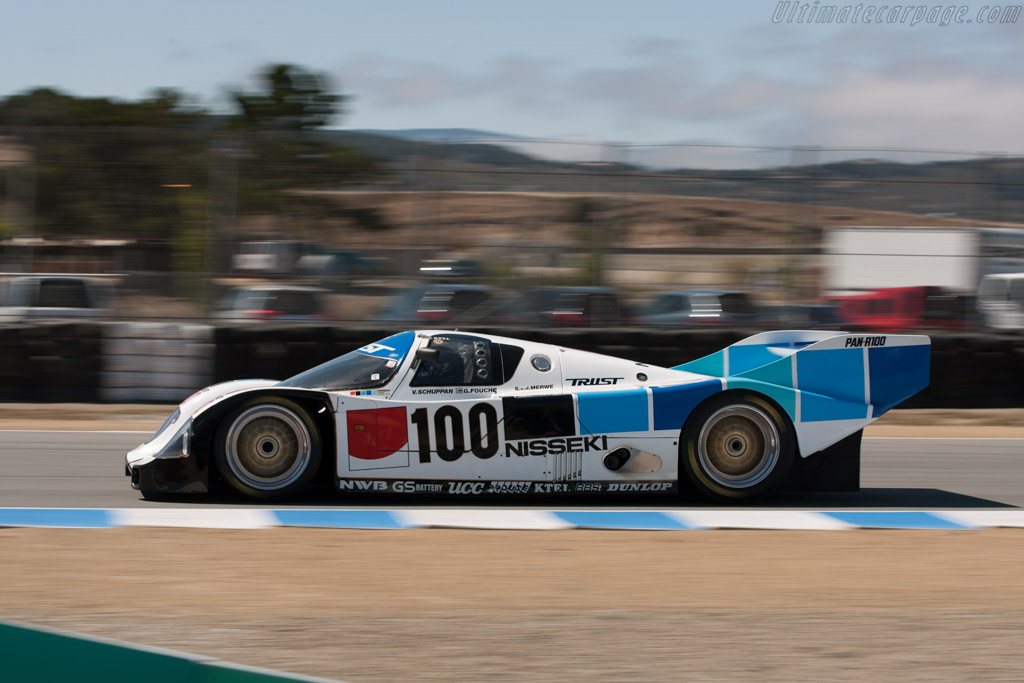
[126,329,930,502]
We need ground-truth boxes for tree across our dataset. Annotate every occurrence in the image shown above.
[0,87,210,239]
[231,64,344,130]
[0,65,384,243]
[226,64,383,220]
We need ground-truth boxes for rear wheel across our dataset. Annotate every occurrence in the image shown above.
[681,392,794,502]
[215,397,321,499]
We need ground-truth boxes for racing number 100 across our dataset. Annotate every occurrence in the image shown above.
[411,404,499,463]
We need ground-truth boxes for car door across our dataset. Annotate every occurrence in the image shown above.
[399,333,511,487]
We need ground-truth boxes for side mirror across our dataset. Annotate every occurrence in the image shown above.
[415,348,440,364]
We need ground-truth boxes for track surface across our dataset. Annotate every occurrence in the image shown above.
[1,431,1020,508]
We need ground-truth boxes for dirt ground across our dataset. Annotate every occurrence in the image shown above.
[3,403,1024,437]
[2,528,1024,682]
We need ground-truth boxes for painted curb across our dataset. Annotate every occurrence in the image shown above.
[2,508,1024,530]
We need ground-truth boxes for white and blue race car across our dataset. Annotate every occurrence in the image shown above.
[126,329,930,502]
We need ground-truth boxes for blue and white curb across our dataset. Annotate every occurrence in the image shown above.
[2,508,1024,530]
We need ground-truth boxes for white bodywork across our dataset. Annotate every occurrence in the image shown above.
[330,332,709,490]
[126,379,277,470]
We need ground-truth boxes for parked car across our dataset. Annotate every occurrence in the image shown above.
[231,241,313,277]
[634,290,760,327]
[373,284,498,323]
[295,248,384,290]
[977,273,1024,332]
[829,286,977,332]
[758,304,844,330]
[0,275,115,321]
[500,286,624,326]
[418,258,484,280]
[214,285,332,321]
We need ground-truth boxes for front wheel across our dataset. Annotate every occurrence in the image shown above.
[681,392,795,502]
[214,398,322,500]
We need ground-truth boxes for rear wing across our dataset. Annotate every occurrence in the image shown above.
[675,330,931,455]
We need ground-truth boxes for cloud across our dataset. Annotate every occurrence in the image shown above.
[336,28,1024,164]
[340,55,468,107]
[790,65,1024,154]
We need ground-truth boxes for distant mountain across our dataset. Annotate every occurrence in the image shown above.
[327,130,546,167]
[351,128,524,143]
[326,129,1024,222]
[348,128,641,168]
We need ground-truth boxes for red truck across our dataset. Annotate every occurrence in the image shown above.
[828,286,977,332]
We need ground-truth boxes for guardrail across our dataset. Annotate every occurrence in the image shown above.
[0,322,1020,408]
[0,619,345,683]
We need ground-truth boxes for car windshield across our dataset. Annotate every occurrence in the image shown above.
[278,331,415,390]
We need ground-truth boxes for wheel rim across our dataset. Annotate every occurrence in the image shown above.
[697,404,780,489]
[224,405,312,491]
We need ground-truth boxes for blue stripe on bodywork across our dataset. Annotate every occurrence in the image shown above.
[726,378,797,422]
[800,393,867,422]
[797,348,865,403]
[577,389,649,434]
[553,511,692,530]
[672,350,724,376]
[651,380,722,431]
[869,344,930,417]
[728,344,787,376]
[797,348,866,422]
[274,510,404,529]
[737,355,793,388]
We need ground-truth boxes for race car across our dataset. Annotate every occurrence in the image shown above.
[126,329,930,502]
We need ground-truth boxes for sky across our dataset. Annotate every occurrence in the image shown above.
[2,0,1023,167]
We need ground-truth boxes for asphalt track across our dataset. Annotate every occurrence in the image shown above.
[0,431,1021,509]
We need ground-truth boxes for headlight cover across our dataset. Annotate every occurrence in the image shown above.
[155,419,192,459]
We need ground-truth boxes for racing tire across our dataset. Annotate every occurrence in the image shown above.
[214,397,322,500]
[680,392,795,503]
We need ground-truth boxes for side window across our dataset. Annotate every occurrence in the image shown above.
[38,279,91,308]
[721,293,755,315]
[594,294,621,323]
[1009,280,1024,303]
[978,278,1001,300]
[411,334,495,387]
[410,335,524,386]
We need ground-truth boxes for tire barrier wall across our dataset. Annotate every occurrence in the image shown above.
[212,324,352,384]
[0,323,1021,407]
[0,619,346,683]
[100,322,214,403]
[0,322,102,402]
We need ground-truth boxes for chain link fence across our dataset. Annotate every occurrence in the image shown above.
[2,127,1022,322]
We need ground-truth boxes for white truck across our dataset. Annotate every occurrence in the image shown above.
[823,226,1024,296]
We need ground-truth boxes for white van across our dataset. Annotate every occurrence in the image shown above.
[977,273,1024,331]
